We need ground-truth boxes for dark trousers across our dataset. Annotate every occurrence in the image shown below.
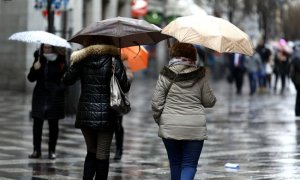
[162,139,204,180]
[232,69,244,94]
[274,72,286,92]
[295,86,300,116]
[81,129,113,180]
[248,72,257,95]
[266,74,272,89]
[32,117,59,152]
[114,116,124,151]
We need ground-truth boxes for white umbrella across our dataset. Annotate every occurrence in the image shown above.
[8,31,71,49]
[162,15,254,56]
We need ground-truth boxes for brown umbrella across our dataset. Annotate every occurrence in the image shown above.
[68,16,171,48]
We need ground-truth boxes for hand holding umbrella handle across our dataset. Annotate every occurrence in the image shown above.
[33,58,41,70]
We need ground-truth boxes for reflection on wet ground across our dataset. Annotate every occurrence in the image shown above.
[0,77,299,179]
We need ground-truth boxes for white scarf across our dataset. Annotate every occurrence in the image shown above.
[168,57,196,67]
[44,53,58,61]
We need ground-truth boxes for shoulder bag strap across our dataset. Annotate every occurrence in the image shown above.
[165,75,177,98]
[112,56,116,74]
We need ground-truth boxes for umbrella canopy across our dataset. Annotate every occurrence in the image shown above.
[68,16,171,48]
[162,15,254,56]
[8,31,71,49]
[121,46,149,72]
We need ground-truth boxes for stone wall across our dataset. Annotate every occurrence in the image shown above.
[0,0,29,91]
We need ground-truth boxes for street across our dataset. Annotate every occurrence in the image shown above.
[0,76,299,180]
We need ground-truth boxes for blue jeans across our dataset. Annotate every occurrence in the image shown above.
[248,72,258,95]
[162,139,204,180]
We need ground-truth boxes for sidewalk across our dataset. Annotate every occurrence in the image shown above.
[0,77,298,179]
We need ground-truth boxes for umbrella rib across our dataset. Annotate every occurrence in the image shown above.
[146,32,160,44]
[132,41,141,57]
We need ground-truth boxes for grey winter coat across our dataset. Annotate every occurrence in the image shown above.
[151,65,216,140]
[63,45,130,130]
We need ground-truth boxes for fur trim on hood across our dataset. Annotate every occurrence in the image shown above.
[70,45,119,64]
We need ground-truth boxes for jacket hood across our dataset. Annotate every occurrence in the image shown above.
[160,65,206,88]
[70,44,119,64]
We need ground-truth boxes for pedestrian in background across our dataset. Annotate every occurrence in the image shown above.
[273,39,290,94]
[244,52,263,95]
[256,39,271,92]
[152,42,216,180]
[228,53,246,95]
[113,53,134,160]
[63,44,130,180]
[289,44,300,117]
[27,44,67,159]
[264,48,273,92]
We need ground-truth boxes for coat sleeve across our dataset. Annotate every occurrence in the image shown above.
[201,78,217,108]
[27,51,40,82]
[114,57,131,93]
[151,75,168,123]
[62,61,81,86]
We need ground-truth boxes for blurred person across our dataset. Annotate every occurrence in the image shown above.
[151,42,216,180]
[194,45,206,67]
[273,47,289,94]
[289,45,300,116]
[63,44,130,180]
[144,44,157,78]
[113,53,134,160]
[244,52,263,95]
[27,44,67,159]
[228,53,246,95]
[257,59,267,94]
[264,49,274,91]
[256,39,272,92]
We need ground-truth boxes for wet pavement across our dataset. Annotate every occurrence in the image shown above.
[0,76,299,180]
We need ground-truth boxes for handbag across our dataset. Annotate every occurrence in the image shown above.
[110,57,131,115]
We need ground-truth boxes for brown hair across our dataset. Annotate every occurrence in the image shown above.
[41,44,66,55]
[169,42,197,61]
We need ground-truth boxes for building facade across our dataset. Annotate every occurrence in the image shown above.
[0,0,130,92]
[0,0,263,92]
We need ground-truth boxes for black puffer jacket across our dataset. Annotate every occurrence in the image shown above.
[63,45,130,130]
[27,51,67,120]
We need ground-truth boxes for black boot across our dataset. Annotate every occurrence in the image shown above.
[48,151,56,160]
[48,119,58,160]
[28,150,41,159]
[114,117,123,160]
[95,159,109,180]
[114,149,122,160]
[83,152,96,180]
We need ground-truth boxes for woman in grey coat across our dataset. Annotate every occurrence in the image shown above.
[152,43,216,180]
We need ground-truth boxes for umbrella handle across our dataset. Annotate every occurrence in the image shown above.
[167,39,171,48]
[39,45,43,57]
[133,41,141,58]
[33,45,43,70]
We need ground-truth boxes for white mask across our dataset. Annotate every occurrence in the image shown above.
[44,53,58,61]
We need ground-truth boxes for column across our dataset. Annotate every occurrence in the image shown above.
[104,0,118,19]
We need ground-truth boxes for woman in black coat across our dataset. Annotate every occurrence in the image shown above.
[63,44,130,180]
[27,44,67,159]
